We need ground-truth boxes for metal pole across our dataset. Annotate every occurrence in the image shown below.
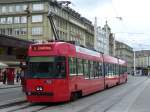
[134,50,136,75]
[106,21,108,55]
[113,34,115,56]
[27,16,29,40]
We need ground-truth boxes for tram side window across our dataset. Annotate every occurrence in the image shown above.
[122,66,124,74]
[112,64,114,76]
[77,58,84,75]
[111,64,114,76]
[116,65,119,75]
[108,64,113,76]
[114,64,116,76]
[125,67,127,72]
[99,62,103,76]
[119,65,121,74]
[123,66,127,73]
[105,63,109,76]
[93,62,99,78]
[68,57,76,76]
[113,64,115,75]
[88,61,93,78]
[108,64,110,76]
[120,66,123,74]
[83,59,89,78]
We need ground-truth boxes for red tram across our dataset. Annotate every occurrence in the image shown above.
[25,41,127,103]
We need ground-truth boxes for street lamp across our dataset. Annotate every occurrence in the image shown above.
[133,49,136,75]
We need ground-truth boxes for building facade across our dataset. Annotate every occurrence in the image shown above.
[94,19,110,55]
[94,26,105,53]
[0,0,94,48]
[109,33,115,56]
[102,22,111,55]
[135,50,150,68]
[115,41,134,71]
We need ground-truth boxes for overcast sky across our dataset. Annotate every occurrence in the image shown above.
[59,0,150,50]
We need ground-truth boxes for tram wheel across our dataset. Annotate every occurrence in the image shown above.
[70,92,81,101]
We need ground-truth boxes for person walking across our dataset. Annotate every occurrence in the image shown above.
[20,69,24,85]
[20,69,26,92]
[16,70,21,83]
[2,70,7,84]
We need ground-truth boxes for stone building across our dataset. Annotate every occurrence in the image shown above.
[115,40,134,71]
[135,50,150,68]
[0,0,94,48]
[94,19,110,55]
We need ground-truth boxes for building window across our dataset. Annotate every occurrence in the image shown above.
[22,4,27,11]
[32,15,43,23]
[0,18,6,24]
[2,6,7,13]
[0,29,5,35]
[7,17,13,24]
[21,28,27,35]
[32,27,43,35]
[7,28,13,35]
[14,17,20,23]
[15,5,21,12]
[8,6,14,13]
[32,4,44,11]
[14,28,20,36]
[21,16,27,23]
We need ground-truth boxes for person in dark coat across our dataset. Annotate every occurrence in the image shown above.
[3,70,7,84]
[16,70,21,83]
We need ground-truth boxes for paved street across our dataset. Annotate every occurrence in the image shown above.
[0,76,149,112]
[0,86,25,107]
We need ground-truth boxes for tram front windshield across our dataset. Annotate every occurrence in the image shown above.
[28,56,66,78]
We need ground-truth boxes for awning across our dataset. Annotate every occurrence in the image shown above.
[0,61,20,68]
[0,62,8,68]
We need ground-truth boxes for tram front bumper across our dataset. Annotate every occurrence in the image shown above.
[26,92,53,96]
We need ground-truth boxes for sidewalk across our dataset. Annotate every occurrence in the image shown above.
[0,81,26,108]
[0,81,22,89]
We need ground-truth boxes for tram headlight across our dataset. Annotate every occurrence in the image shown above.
[39,87,43,91]
[36,86,43,91]
[36,87,40,91]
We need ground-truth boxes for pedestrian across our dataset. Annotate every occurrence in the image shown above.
[2,69,7,84]
[7,68,15,85]
[20,69,26,92]
[20,69,24,85]
[16,70,21,83]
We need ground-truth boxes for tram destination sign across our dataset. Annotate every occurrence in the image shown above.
[32,45,52,51]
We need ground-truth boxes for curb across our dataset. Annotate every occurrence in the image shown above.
[0,85,22,89]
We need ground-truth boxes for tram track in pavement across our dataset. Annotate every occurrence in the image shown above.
[5,102,67,112]
[0,76,147,112]
[103,77,150,112]
[28,77,149,112]
[0,100,27,110]
[2,102,65,112]
[5,103,43,112]
[76,77,148,112]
